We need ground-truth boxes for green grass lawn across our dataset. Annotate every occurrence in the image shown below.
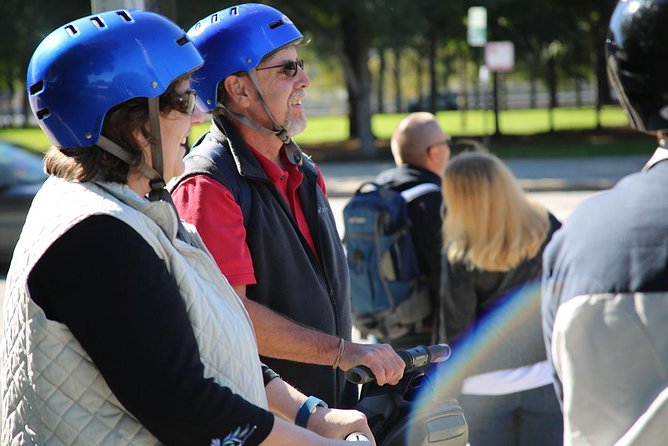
[0,105,649,159]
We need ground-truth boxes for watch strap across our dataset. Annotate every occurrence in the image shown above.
[295,395,328,428]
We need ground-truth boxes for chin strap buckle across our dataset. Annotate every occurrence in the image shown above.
[149,177,166,191]
[276,128,303,167]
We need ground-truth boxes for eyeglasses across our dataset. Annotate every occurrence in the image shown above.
[161,89,197,115]
[256,59,304,77]
[427,136,452,152]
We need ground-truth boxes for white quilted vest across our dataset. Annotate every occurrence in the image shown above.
[1,177,267,445]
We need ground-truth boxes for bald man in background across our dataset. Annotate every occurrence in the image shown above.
[373,112,451,348]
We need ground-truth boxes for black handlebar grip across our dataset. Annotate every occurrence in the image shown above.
[344,344,451,384]
[345,365,375,384]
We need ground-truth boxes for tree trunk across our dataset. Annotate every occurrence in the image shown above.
[146,0,177,20]
[428,33,438,114]
[340,4,375,156]
[575,77,582,107]
[347,77,358,137]
[493,72,501,136]
[21,83,30,128]
[529,52,538,109]
[377,48,385,114]
[460,52,468,111]
[475,47,484,109]
[2,66,15,128]
[393,46,402,113]
[460,52,468,130]
[593,27,610,129]
[416,55,424,106]
[18,62,29,128]
[547,56,557,132]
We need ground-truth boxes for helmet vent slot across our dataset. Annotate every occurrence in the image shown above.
[269,20,284,30]
[36,108,50,120]
[64,24,79,36]
[116,10,133,22]
[29,81,44,95]
[176,35,189,46]
[230,7,238,16]
[90,16,106,29]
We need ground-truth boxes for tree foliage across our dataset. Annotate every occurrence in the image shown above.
[3,0,622,148]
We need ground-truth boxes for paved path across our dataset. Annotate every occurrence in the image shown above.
[0,154,652,435]
[319,155,649,197]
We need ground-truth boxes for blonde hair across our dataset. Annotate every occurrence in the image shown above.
[443,152,549,271]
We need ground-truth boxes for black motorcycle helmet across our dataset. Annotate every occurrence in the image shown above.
[607,0,668,133]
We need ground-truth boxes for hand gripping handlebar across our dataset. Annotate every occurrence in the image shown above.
[344,344,451,385]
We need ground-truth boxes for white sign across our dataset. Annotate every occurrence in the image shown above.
[467,7,487,47]
[91,0,145,13]
[485,41,515,72]
[479,65,490,84]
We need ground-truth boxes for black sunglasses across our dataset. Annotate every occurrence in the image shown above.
[256,58,304,77]
[161,89,197,115]
[427,136,452,152]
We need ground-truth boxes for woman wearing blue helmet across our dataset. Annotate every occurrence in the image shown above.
[1,9,374,445]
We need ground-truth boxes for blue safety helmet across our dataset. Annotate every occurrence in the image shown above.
[27,9,204,149]
[187,3,303,111]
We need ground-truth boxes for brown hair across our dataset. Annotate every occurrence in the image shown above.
[44,74,190,183]
[443,152,549,271]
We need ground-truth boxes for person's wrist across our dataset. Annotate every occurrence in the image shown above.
[332,338,345,369]
[295,395,328,428]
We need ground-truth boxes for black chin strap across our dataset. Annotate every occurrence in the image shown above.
[96,104,192,245]
[147,96,167,199]
[217,69,303,166]
[96,135,160,180]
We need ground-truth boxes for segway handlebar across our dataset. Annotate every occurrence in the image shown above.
[345,344,451,385]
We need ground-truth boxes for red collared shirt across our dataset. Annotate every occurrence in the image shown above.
[172,145,327,286]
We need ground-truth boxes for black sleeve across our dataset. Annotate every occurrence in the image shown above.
[408,191,443,300]
[262,363,280,386]
[439,257,477,343]
[28,215,273,445]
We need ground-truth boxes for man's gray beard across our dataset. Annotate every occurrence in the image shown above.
[284,113,307,137]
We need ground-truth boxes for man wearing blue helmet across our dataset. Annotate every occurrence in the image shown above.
[171,3,404,409]
[542,0,668,444]
[1,10,376,445]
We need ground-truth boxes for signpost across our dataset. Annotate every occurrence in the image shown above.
[462,6,488,139]
[485,41,515,136]
[467,7,487,48]
[485,41,515,73]
[91,0,145,13]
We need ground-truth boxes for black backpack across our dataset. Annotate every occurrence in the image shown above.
[343,181,440,342]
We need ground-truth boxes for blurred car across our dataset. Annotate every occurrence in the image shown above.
[0,140,47,265]
[407,92,459,112]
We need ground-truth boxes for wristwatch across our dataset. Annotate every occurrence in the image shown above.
[295,395,328,428]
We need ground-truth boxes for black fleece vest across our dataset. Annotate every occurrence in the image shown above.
[174,119,356,408]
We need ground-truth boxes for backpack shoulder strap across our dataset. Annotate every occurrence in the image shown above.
[352,181,383,196]
[400,182,441,203]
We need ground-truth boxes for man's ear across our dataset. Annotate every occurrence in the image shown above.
[223,75,251,108]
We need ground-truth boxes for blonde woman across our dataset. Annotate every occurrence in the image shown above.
[438,152,562,446]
